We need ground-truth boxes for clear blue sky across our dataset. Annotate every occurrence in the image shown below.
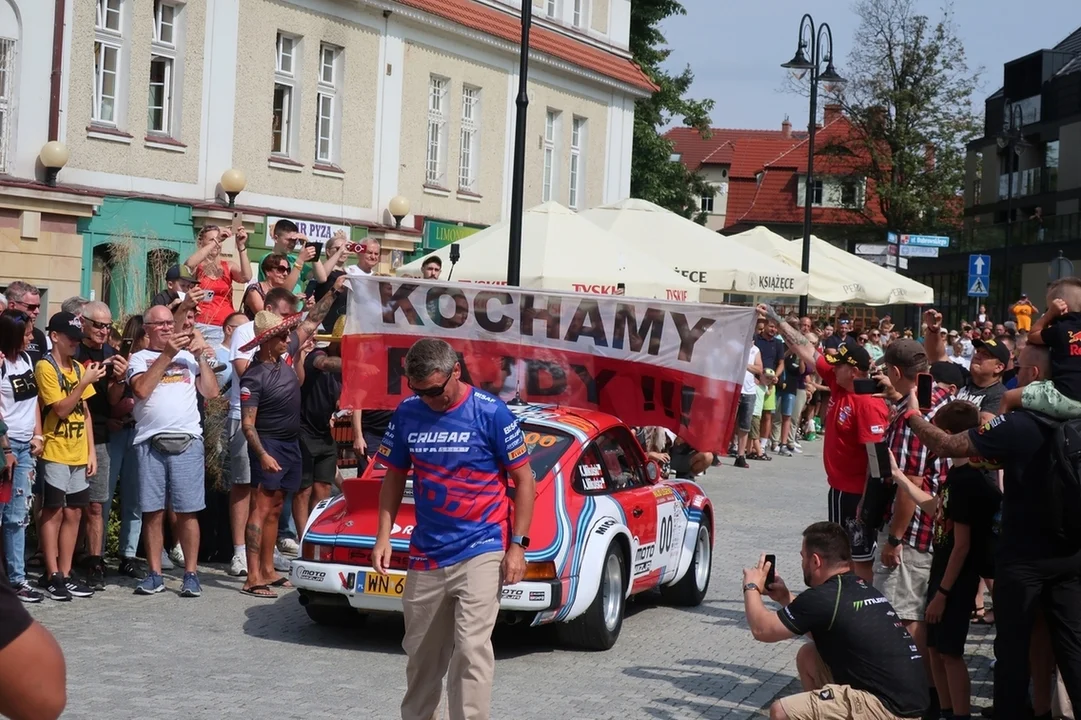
[660,0,1081,131]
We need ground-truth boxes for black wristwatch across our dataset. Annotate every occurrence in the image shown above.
[887,535,902,547]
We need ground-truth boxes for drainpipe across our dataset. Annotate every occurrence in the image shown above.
[48,0,67,141]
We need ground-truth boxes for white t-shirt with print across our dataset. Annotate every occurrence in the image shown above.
[127,349,203,444]
[742,345,761,395]
[0,352,38,441]
[228,321,257,420]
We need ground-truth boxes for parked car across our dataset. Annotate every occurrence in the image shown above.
[291,403,714,650]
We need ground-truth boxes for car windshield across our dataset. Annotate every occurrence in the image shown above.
[364,423,574,480]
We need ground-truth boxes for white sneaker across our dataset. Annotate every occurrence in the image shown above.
[278,537,300,556]
[169,544,185,566]
[160,549,174,570]
[273,547,291,572]
[228,554,248,577]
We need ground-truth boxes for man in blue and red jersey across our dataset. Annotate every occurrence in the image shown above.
[372,338,536,720]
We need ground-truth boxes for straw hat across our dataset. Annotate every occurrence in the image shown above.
[240,310,304,352]
[315,315,346,344]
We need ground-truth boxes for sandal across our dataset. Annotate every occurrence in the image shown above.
[270,577,293,588]
[240,585,277,598]
[752,453,772,461]
[972,608,995,625]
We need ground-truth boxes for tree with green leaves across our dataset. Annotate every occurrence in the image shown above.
[629,0,715,222]
[820,0,982,233]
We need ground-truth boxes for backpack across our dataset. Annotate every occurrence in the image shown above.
[1029,413,1081,553]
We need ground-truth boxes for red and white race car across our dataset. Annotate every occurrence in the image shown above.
[291,403,714,649]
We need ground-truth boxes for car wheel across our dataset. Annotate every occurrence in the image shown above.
[566,543,625,651]
[661,523,711,607]
[304,605,368,628]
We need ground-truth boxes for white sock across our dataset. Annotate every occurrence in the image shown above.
[234,544,245,556]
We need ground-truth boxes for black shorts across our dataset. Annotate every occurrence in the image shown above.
[926,565,980,656]
[300,430,337,489]
[827,486,877,563]
[248,437,302,494]
[737,393,756,433]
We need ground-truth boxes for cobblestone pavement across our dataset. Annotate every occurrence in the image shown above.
[27,442,995,719]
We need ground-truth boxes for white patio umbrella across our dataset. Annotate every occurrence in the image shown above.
[728,226,934,305]
[396,202,701,301]
[581,198,808,297]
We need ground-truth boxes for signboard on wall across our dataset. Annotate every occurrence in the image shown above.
[422,220,484,251]
[265,216,352,248]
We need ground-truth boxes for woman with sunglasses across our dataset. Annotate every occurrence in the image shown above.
[183,224,253,347]
[241,254,292,320]
[0,310,44,601]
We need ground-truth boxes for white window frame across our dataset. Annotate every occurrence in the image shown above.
[572,0,587,28]
[426,75,449,187]
[0,37,15,174]
[93,0,124,126]
[811,178,823,206]
[458,85,480,192]
[147,1,179,136]
[543,110,560,202]
[568,116,585,209]
[315,43,342,165]
[272,32,299,157]
[153,0,176,46]
[700,192,715,214]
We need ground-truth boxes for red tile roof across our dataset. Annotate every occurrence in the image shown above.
[396,0,658,93]
[665,127,808,172]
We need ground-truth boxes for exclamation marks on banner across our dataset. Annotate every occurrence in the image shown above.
[642,377,656,411]
[641,377,695,427]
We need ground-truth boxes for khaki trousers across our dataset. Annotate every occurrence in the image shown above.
[400,551,504,720]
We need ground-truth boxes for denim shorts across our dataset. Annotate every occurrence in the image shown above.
[737,393,756,433]
[777,391,796,417]
[135,435,206,514]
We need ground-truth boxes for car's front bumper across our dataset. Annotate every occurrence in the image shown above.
[290,560,562,612]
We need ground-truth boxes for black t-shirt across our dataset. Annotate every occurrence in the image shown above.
[311,270,347,332]
[361,409,393,438]
[778,354,803,395]
[1041,311,1081,401]
[240,360,301,440]
[968,411,1073,561]
[0,581,32,651]
[300,349,342,437]
[150,289,180,308]
[955,379,1005,417]
[75,343,116,443]
[754,334,785,374]
[778,573,928,717]
[25,328,47,366]
[823,334,859,352]
[931,464,1002,582]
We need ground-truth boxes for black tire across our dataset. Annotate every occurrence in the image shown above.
[304,604,368,627]
[661,523,711,607]
[565,543,625,651]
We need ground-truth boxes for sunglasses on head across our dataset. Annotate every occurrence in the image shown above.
[408,373,453,398]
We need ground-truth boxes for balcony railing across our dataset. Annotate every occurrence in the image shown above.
[997,167,1051,199]
[958,211,1081,253]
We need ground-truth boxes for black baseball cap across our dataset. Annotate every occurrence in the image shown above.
[46,311,84,341]
[882,338,928,372]
[973,338,1010,365]
[825,343,872,372]
[165,264,196,282]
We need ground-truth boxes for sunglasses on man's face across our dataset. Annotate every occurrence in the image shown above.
[409,373,453,398]
[15,302,40,311]
[86,318,112,331]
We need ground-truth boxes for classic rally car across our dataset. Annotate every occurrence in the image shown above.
[291,403,714,650]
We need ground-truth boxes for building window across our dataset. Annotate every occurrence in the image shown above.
[93,0,124,125]
[271,32,297,156]
[810,179,823,206]
[840,180,859,207]
[426,75,449,187]
[458,85,480,192]
[569,117,585,209]
[572,0,586,27]
[543,110,559,202]
[546,0,558,17]
[147,1,178,135]
[315,43,341,164]
[0,37,12,173]
[700,191,714,214]
[1045,140,1059,193]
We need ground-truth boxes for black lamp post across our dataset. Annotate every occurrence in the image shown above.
[781,14,845,317]
[506,2,533,287]
[996,100,1026,318]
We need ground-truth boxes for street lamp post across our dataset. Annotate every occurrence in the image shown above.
[781,14,845,318]
[506,2,533,287]
[997,100,1026,318]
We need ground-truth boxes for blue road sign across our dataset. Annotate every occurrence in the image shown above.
[886,231,899,245]
[968,254,990,297]
[901,234,950,248]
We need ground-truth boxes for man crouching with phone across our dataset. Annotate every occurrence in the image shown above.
[743,522,928,720]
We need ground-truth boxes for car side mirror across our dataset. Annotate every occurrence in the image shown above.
[645,460,660,483]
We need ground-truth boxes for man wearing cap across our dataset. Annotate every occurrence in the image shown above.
[238,310,309,598]
[924,310,1006,422]
[150,265,196,309]
[34,312,109,601]
[758,305,889,582]
[127,305,219,597]
[873,339,953,717]
[1010,293,1036,333]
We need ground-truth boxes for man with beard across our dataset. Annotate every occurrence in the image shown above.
[923,310,1005,422]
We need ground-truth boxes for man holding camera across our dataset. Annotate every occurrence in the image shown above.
[759,305,889,582]
[743,521,928,720]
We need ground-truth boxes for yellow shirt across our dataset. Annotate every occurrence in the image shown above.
[1014,303,1035,332]
[35,358,96,466]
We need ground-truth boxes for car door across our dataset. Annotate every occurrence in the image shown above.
[592,428,660,591]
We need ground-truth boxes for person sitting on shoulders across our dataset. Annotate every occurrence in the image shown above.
[743,521,928,720]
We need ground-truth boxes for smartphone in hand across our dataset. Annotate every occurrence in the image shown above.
[764,554,776,588]
[118,337,134,358]
[916,372,934,410]
[306,241,324,260]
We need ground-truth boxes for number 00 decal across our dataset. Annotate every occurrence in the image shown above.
[524,432,557,448]
[658,516,674,554]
